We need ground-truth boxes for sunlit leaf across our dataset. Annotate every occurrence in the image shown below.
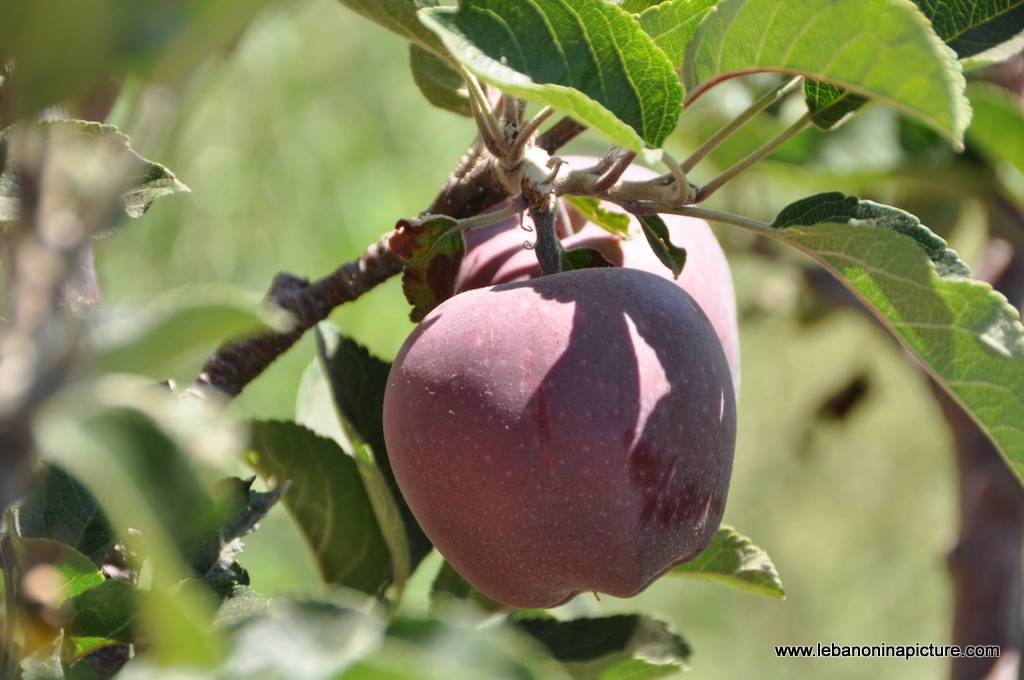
[564,195,632,238]
[718,193,1024,483]
[636,0,718,68]
[671,526,784,598]
[420,0,683,154]
[684,0,970,146]
[965,81,1024,175]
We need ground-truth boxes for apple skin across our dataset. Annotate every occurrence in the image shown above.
[383,267,736,608]
[456,157,741,389]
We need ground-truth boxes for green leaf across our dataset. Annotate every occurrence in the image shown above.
[806,1,1024,131]
[561,246,616,271]
[431,561,502,612]
[803,80,869,130]
[89,283,292,384]
[420,0,684,154]
[390,215,466,322]
[410,45,472,117]
[965,82,1024,175]
[912,0,1024,58]
[670,526,784,597]
[352,444,412,597]
[67,579,136,643]
[564,196,632,238]
[18,465,115,566]
[246,420,394,595]
[337,0,448,56]
[638,214,687,278]
[315,325,430,582]
[683,0,971,147]
[314,327,392,470]
[0,120,189,224]
[515,615,691,679]
[734,193,1024,483]
[13,538,106,602]
[636,0,718,68]
[35,380,231,665]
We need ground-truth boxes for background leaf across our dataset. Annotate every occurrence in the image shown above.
[89,284,292,384]
[35,385,228,666]
[431,561,502,612]
[13,538,106,603]
[0,0,280,118]
[965,81,1024,175]
[337,0,447,56]
[420,0,683,153]
[671,526,785,598]
[18,466,116,566]
[410,45,472,117]
[247,420,394,595]
[67,580,137,644]
[683,0,970,145]
[514,615,691,679]
[0,120,189,224]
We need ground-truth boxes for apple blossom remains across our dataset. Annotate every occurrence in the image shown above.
[1,0,1023,678]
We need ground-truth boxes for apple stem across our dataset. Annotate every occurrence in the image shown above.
[528,199,564,276]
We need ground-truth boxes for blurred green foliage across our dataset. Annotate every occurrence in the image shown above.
[90,1,962,678]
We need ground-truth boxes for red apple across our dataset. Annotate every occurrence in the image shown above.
[383,267,736,608]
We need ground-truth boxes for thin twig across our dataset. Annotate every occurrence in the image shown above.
[695,111,813,202]
[682,76,803,173]
[194,236,402,397]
